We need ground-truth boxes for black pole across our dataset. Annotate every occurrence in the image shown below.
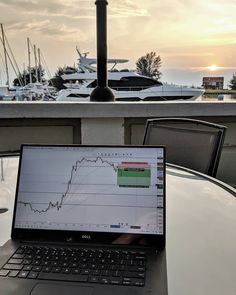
[90,0,115,102]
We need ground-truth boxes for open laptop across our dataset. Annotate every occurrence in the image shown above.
[0,144,167,295]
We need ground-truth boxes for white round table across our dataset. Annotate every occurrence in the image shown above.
[0,157,236,295]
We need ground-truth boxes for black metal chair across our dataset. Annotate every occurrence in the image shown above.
[143,118,227,177]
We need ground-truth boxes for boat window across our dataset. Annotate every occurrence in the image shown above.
[67,94,89,98]
[87,76,162,90]
[108,77,161,91]
[119,76,162,87]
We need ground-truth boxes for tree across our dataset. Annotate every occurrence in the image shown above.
[228,72,236,90]
[13,66,45,86]
[50,66,77,90]
[136,52,162,80]
[54,66,65,77]
[54,66,77,77]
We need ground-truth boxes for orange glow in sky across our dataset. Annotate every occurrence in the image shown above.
[1,0,236,86]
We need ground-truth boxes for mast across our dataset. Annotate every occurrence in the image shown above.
[33,44,38,82]
[38,48,42,83]
[27,37,32,83]
[23,63,26,85]
[1,24,10,87]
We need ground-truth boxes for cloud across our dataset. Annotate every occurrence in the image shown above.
[7,19,87,41]
[109,0,149,18]
[0,0,95,18]
[1,0,236,86]
[0,0,66,13]
[0,0,96,43]
[0,0,149,19]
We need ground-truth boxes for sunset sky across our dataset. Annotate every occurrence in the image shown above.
[0,0,236,87]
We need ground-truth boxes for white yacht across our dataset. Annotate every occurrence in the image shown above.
[56,50,204,101]
[17,82,56,100]
[0,83,57,101]
[0,86,13,101]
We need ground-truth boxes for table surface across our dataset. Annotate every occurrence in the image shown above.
[0,157,236,295]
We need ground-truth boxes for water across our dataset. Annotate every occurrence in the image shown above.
[200,94,236,102]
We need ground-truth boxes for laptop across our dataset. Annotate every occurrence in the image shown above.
[0,144,167,295]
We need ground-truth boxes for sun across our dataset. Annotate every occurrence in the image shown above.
[207,64,219,71]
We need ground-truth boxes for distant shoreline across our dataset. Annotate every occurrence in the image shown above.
[204,89,236,95]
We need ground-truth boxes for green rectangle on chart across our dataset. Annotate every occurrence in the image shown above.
[117,168,151,187]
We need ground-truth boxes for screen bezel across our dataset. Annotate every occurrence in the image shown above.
[11,144,166,250]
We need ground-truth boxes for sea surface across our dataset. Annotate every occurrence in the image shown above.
[200,94,236,101]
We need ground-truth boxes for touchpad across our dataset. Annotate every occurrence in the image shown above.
[30,283,94,295]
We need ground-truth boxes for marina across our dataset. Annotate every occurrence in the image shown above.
[1,46,205,102]
[1,44,235,102]
[56,50,204,102]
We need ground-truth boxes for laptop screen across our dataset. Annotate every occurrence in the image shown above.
[13,145,165,242]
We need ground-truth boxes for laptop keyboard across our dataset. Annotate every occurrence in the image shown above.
[0,245,146,287]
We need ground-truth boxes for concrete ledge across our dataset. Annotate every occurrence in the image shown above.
[0,101,236,118]
[81,118,124,144]
[0,101,235,186]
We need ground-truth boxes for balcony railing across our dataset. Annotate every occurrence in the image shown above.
[0,101,235,187]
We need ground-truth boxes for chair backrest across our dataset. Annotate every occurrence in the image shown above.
[143,118,227,177]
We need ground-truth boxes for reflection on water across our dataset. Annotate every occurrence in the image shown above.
[201,94,236,101]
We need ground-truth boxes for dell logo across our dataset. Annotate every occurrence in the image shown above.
[66,236,73,242]
[82,235,91,239]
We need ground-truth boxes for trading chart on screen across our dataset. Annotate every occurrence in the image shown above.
[15,146,164,235]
